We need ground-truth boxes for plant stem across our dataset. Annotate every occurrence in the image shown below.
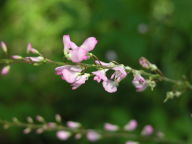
[0,119,185,144]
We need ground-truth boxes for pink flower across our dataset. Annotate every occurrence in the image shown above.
[104,123,119,131]
[27,43,40,54]
[92,69,108,83]
[86,130,101,142]
[55,65,82,83]
[70,73,90,90]
[55,65,90,89]
[56,130,71,141]
[1,65,10,75]
[141,125,154,136]
[124,120,138,131]
[125,141,139,144]
[102,80,118,93]
[63,35,97,63]
[66,121,81,129]
[94,60,127,93]
[132,74,147,92]
[111,65,127,82]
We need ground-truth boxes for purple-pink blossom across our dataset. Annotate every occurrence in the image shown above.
[66,121,81,129]
[102,80,118,93]
[125,141,139,144]
[111,65,127,82]
[141,125,154,136]
[56,130,71,141]
[86,130,101,142]
[63,35,97,63]
[94,60,127,93]
[124,120,138,131]
[1,65,10,75]
[55,65,90,89]
[104,123,119,131]
[92,69,108,83]
[132,74,147,92]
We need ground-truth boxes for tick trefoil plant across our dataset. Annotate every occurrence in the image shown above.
[0,35,191,144]
[0,115,183,144]
[0,35,191,100]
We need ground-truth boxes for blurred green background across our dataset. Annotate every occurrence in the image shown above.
[0,0,192,144]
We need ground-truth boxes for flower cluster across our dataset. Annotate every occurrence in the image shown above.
[0,115,164,144]
[1,35,190,99]
[55,35,149,93]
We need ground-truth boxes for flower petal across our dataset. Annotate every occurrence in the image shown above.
[81,37,97,51]
[102,80,118,93]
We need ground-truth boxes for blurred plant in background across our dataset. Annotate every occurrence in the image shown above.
[0,0,192,144]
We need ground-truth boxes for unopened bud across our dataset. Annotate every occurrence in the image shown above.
[3,124,10,129]
[164,91,174,103]
[36,115,45,122]
[147,80,156,91]
[27,116,33,123]
[36,128,44,134]
[139,57,150,69]
[12,117,19,123]
[23,128,31,134]
[24,56,44,63]
[56,130,71,141]
[75,133,82,139]
[55,114,62,123]
[67,121,81,129]
[27,43,40,55]
[11,55,23,60]
[139,57,157,71]
[1,65,10,75]
[0,41,7,53]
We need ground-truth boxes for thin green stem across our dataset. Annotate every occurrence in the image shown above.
[0,58,192,91]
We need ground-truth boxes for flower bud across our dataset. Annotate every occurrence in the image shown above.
[139,57,157,71]
[139,57,150,69]
[75,133,82,139]
[27,43,40,55]
[0,41,7,54]
[24,56,44,63]
[36,115,45,122]
[141,125,154,136]
[27,116,33,123]
[104,123,119,131]
[11,55,23,60]
[55,114,62,123]
[126,141,139,144]
[23,128,31,134]
[147,80,156,91]
[1,65,10,75]
[86,130,101,142]
[67,121,81,129]
[56,130,71,141]
[124,120,138,131]
[36,128,44,134]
